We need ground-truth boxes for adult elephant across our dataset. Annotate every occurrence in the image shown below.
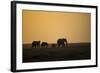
[32,41,40,48]
[41,42,48,48]
[57,38,68,47]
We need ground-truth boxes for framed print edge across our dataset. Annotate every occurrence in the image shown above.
[11,1,17,72]
[11,1,98,72]
[96,6,98,67]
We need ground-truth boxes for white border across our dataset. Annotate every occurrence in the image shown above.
[16,3,96,70]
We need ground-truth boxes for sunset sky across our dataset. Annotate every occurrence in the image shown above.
[22,10,91,44]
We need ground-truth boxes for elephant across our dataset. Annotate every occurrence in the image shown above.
[41,42,48,48]
[51,43,57,48]
[32,41,40,48]
[57,38,68,47]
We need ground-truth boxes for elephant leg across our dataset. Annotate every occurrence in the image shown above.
[34,44,36,48]
[58,43,60,47]
[62,42,66,47]
[58,43,61,47]
[60,44,63,47]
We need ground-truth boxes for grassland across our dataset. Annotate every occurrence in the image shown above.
[23,43,90,63]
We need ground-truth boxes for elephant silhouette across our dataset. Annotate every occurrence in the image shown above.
[41,42,48,48]
[32,41,40,48]
[57,38,68,47]
[51,43,57,48]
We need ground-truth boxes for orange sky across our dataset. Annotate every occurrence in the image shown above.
[22,10,91,44]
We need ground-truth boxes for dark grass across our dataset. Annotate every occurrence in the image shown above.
[23,43,91,63]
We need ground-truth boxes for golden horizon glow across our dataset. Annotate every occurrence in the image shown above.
[22,10,91,44]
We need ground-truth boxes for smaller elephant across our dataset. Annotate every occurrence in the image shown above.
[32,41,40,48]
[51,43,57,48]
[57,38,68,47]
[41,42,48,48]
